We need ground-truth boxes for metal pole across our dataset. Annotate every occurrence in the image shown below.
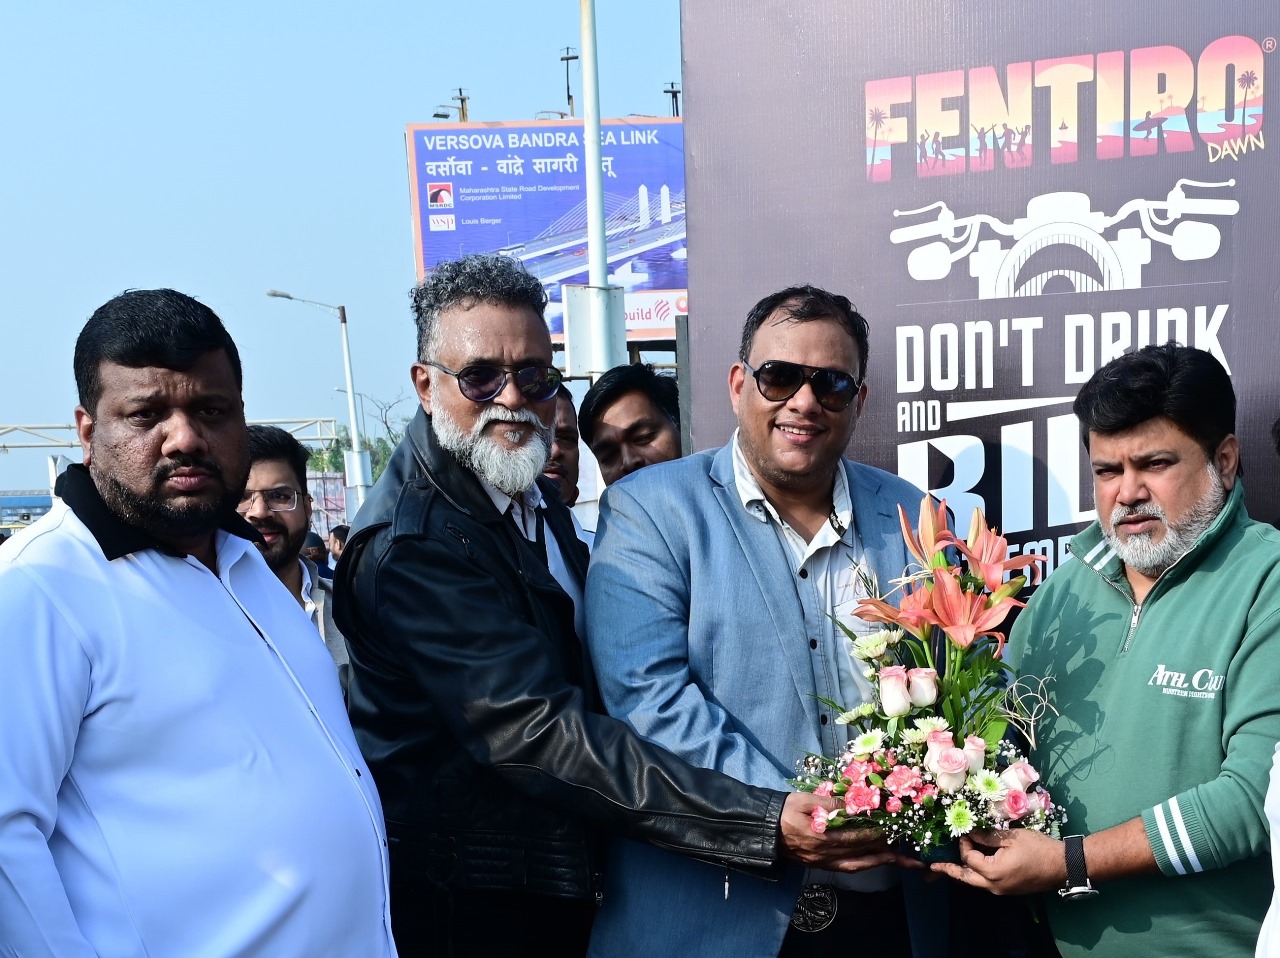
[562,0,626,378]
[337,306,369,505]
[561,47,579,117]
[580,0,607,291]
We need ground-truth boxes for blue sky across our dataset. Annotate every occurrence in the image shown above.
[0,0,681,488]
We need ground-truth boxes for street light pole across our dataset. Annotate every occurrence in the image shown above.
[265,290,371,508]
[334,388,370,440]
[664,82,682,117]
[560,47,579,117]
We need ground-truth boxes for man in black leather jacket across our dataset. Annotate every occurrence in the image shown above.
[335,254,898,957]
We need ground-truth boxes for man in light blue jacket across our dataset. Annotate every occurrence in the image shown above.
[585,285,941,958]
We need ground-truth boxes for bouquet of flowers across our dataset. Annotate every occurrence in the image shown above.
[791,497,1065,856]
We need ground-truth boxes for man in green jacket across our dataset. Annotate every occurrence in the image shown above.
[934,343,1280,957]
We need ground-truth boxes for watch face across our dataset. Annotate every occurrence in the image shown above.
[1058,885,1099,900]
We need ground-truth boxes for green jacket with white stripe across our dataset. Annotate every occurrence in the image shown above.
[1007,481,1280,958]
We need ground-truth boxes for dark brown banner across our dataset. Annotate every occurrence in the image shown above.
[683,0,1278,564]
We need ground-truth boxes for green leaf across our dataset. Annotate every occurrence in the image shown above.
[981,718,1009,744]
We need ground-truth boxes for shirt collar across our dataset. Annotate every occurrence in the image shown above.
[730,430,852,532]
[478,476,544,518]
[299,555,316,597]
[54,463,262,562]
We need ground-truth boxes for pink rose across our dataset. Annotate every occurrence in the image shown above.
[814,780,835,798]
[844,784,882,815]
[1025,787,1051,813]
[884,764,924,799]
[924,730,955,772]
[906,668,939,707]
[963,735,987,773]
[811,805,830,834]
[916,784,939,803]
[878,666,912,717]
[885,796,903,813]
[934,747,970,793]
[995,787,1031,822]
[999,760,1040,793]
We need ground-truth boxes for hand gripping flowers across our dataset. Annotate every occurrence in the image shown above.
[792,498,1064,854]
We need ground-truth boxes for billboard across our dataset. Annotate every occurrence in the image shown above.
[406,118,687,340]
[683,1,1278,573]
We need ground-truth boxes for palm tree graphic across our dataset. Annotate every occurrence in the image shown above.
[868,107,887,181]
[1238,69,1258,140]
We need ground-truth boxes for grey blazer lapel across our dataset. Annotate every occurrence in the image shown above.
[708,446,815,712]
[845,460,909,598]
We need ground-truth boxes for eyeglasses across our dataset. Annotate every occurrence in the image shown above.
[426,361,563,403]
[237,487,300,513]
[742,360,862,412]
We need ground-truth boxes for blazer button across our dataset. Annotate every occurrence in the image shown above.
[809,638,818,649]
[799,568,809,579]
[820,714,828,725]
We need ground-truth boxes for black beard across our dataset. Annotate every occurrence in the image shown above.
[93,454,245,546]
[248,516,308,573]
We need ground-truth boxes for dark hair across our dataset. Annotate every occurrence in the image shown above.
[1073,343,1236,459]
[74,289,242,413]
[330,524,350,545]
[246,424,311,491]
[1271,417,1280,458]
[578,363,680,447]
[556,383,574,403]
[738,285,871,384]
[410,254,548,362]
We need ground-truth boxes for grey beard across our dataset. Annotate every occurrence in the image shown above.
[1105,464,1226,578]
[433,401,552,497]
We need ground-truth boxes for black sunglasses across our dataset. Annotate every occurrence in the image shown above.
[426,361,563,403]
[742,359,862,411]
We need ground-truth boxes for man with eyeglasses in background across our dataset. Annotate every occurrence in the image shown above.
[335,257,903,957]
[239,424,348,692]
[585,285,945,957]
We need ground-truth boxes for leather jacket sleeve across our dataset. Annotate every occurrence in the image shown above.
[351,525,786,875]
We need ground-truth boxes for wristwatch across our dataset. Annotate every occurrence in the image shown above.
[1058,834,1099,900]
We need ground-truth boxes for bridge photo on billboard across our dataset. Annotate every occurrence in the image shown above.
[406,117,687,342]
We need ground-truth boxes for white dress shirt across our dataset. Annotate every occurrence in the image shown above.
[0,496,395,957]
[732,434,894,893]
[1256,743,1280,956]
[480,478,591,637]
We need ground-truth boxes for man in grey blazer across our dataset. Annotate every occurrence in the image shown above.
[585,286,940,958]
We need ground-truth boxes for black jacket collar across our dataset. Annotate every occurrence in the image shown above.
[55,463,261,561]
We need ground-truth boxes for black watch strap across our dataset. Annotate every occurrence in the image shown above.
[1059,835,1098,899]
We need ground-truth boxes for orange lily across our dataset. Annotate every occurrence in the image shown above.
[927,567,1025,655]
[900,497,956,570]
[956,509,1047,593]
[896,582,937,640]
[854,584,935,641]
